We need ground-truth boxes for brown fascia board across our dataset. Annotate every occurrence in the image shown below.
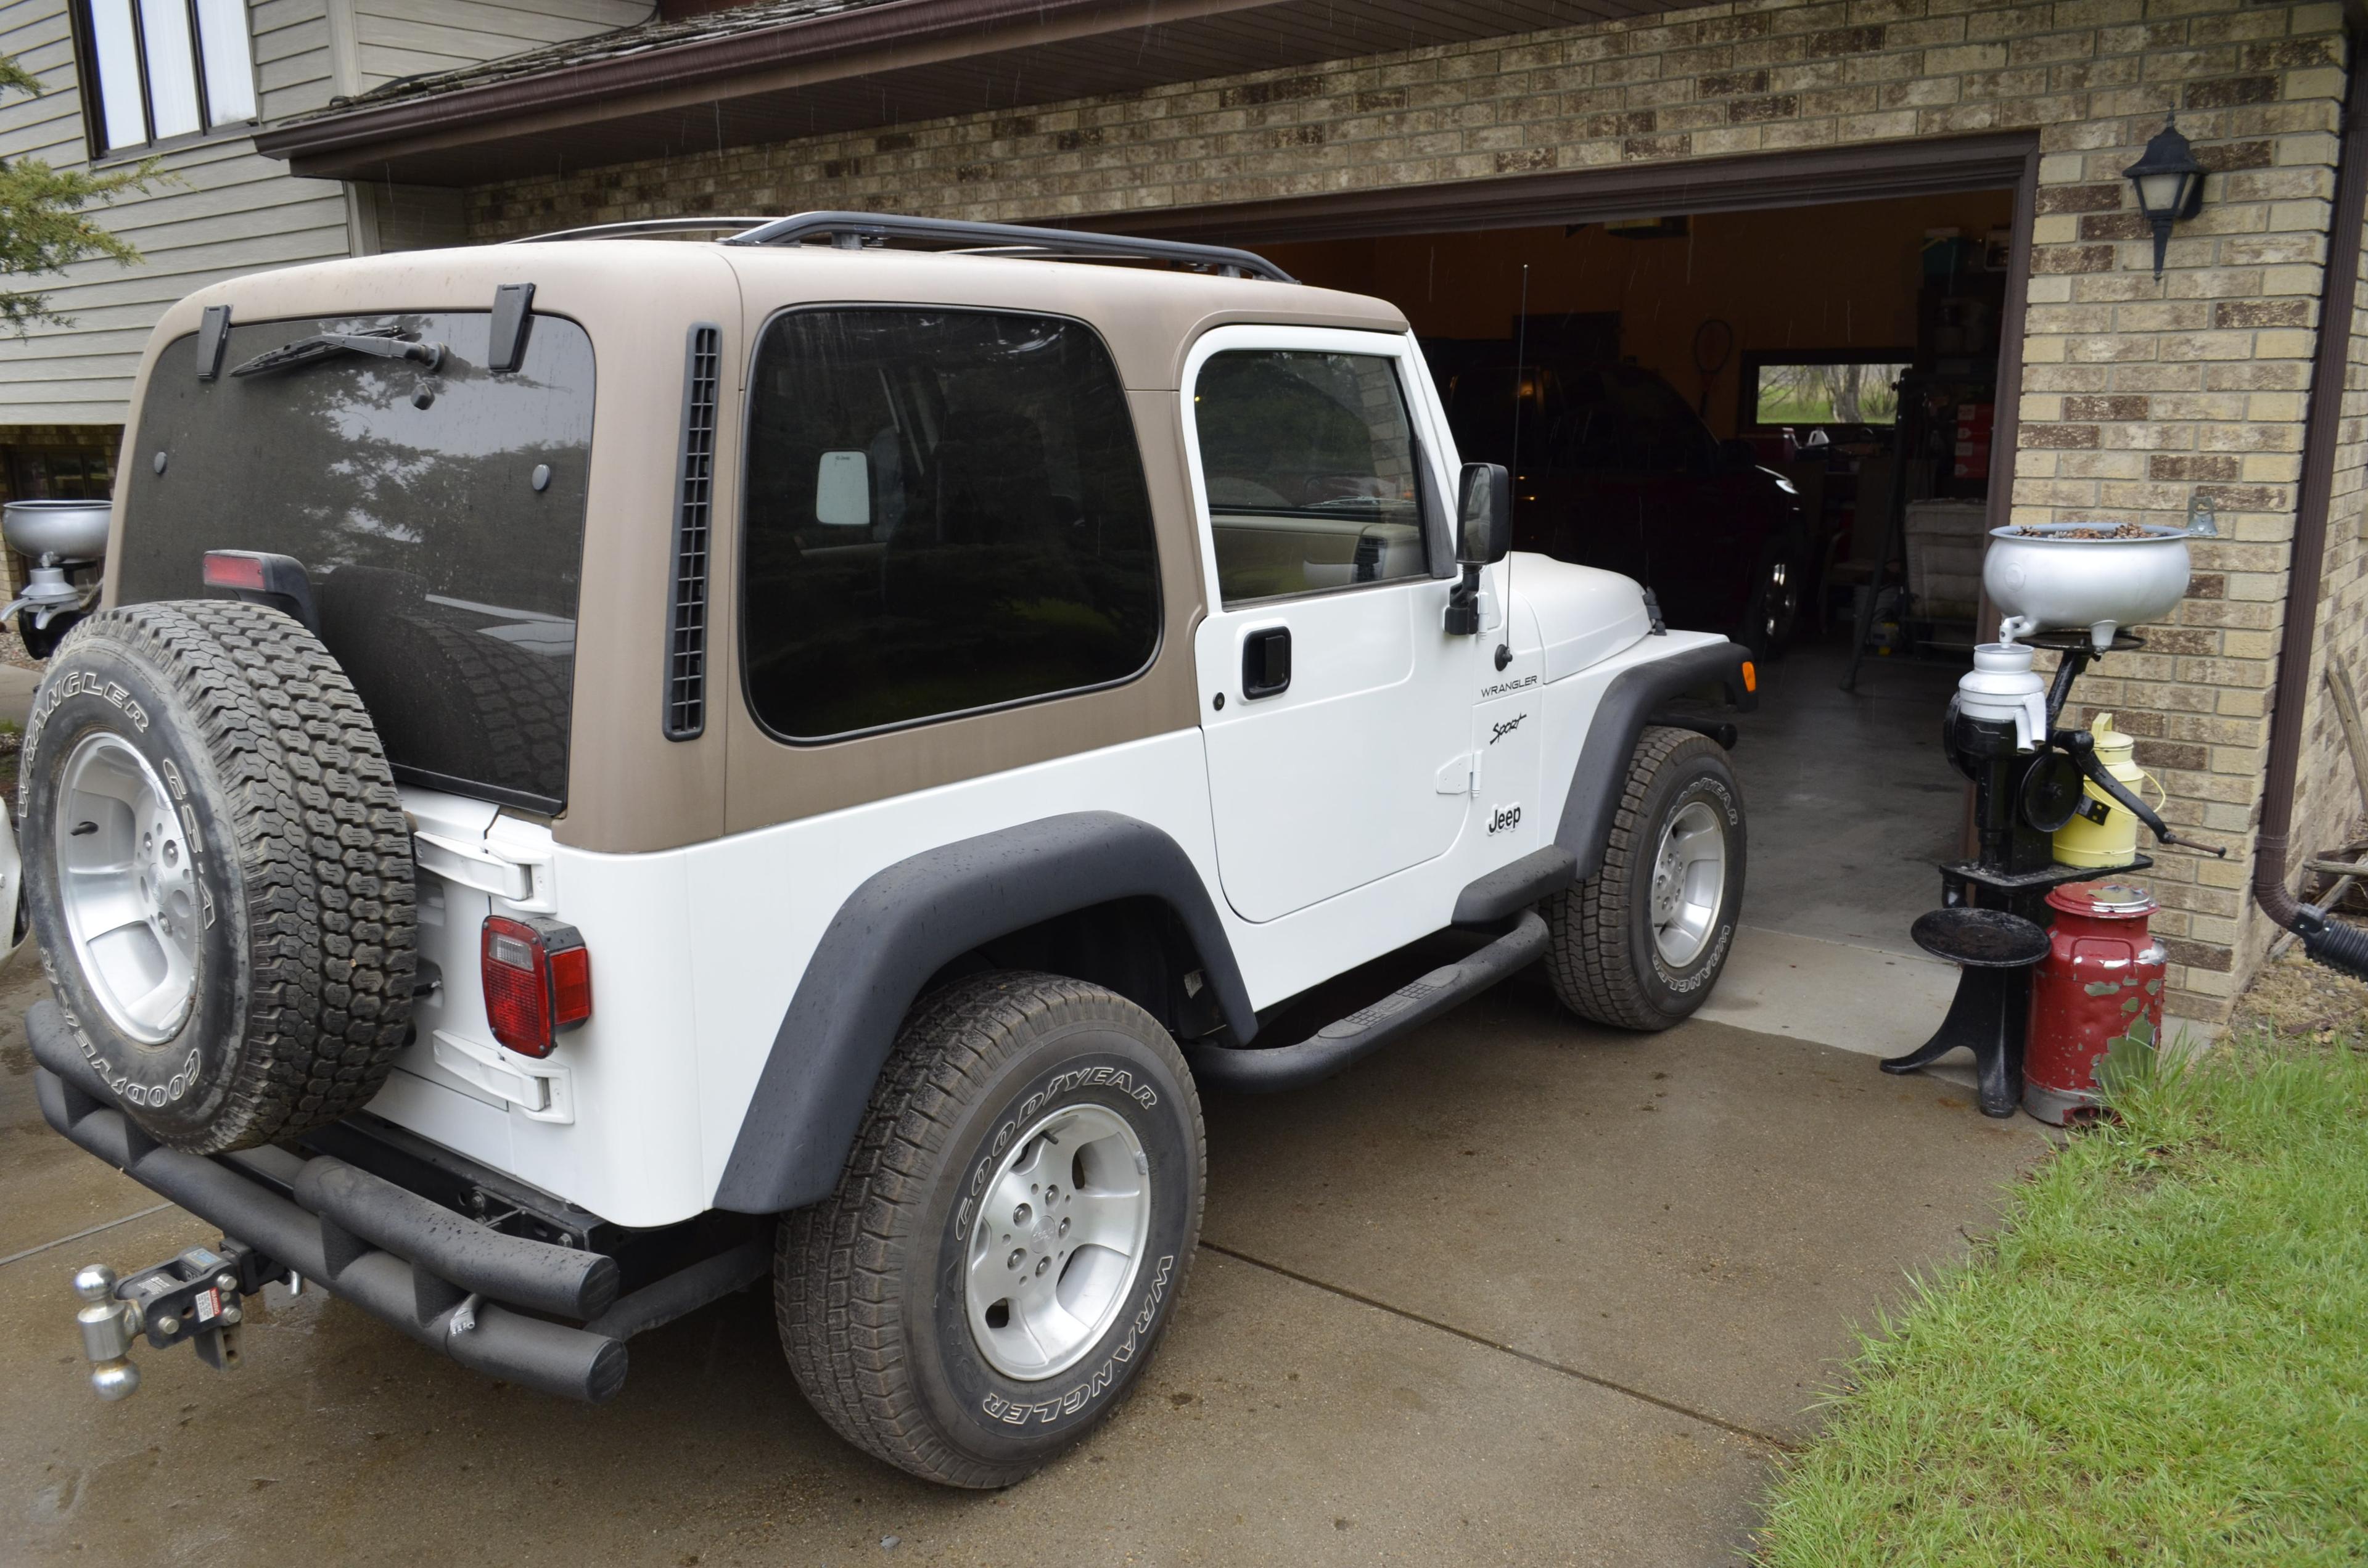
[1063,132,2042,245]
[257,0,1288,179]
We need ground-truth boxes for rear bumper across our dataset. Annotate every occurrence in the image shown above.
[30,1000,704,1403]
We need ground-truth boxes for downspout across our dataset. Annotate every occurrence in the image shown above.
[2252,17,2368,976]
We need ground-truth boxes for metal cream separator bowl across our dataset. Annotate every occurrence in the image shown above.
[1983,520,2197,651]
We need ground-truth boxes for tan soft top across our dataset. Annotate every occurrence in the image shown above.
[117,238,1417,853]
[139,239,1408,389]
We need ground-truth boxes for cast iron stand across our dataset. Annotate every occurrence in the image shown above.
[1881,631,2152,1115]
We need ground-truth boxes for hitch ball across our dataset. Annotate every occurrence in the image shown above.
[72,1265,141,1402]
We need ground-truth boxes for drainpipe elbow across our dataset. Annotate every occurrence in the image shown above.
[2252,831,2302,932]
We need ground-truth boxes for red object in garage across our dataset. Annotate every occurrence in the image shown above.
[2025,882,2166,1125]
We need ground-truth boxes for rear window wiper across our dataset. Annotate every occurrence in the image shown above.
[230,326,446,379]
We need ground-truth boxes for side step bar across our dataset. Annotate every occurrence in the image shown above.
[1183,910,1550,1094]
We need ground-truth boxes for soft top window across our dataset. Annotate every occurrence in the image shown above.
[113,311,593,811]
[740,308,1161,742]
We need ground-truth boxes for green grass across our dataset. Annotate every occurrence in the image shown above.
[1756,1035,2368,1566]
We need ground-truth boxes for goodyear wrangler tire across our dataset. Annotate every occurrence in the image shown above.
[776,972,1203,1488]
[1542,726,1745,1031]
[20,601,416,1154]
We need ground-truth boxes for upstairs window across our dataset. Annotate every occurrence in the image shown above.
[75,0,256,155]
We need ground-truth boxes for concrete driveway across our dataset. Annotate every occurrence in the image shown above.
[0,942,2045,1567]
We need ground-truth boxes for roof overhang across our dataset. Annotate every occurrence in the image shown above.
[258,0,1691,187]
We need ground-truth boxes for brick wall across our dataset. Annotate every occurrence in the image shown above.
[465,0,2361,1020]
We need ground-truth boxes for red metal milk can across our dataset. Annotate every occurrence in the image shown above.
[2024,882,2166,1125]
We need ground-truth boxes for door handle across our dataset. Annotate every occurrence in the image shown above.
[1242,626,1292,699]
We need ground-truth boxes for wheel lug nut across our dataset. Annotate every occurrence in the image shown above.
[1034,1257,1050,1276]
[1058,1218,1070,1236]
[1013,1204,1032,1226]
[1008,1249,1025,1270]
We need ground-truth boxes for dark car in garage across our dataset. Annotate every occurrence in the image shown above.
[1427,343,1809,657]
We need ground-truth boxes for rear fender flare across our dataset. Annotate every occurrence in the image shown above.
[1553,641,1754,880]
[712,811,1251,1215]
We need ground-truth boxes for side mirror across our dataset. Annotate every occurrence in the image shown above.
[1455,461,1511,565]
[1447,462,1510,636]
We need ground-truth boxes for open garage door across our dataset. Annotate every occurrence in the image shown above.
[1092,135,2040,960]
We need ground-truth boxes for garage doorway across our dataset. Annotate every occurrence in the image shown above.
[1111,141,2038,991]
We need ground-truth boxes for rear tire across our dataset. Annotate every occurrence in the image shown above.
[20,601,416,1152]
[776,972,1202,1488]
[1542,726,1745,1030]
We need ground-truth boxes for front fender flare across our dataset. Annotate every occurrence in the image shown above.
[712,811,1252,1215]
[1554,640,1754,881]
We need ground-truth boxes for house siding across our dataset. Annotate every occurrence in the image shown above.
[0,0,640,427]
[0,0,349,427]
[351,0,646,92]
[459,0,2364,1021]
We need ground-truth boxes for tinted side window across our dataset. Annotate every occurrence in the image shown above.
[1194,351,1429,607]
[741,310,1161,741]
[1575,368,1714,474]
[1445,364,1561,472]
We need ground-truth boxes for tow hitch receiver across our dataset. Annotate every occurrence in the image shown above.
[71,1241,278,1400]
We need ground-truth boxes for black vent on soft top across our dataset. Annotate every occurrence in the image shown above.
[664,324,722,740]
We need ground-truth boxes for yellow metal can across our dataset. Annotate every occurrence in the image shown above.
[2052,713,2162,868]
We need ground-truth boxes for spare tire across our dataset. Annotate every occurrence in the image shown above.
[20,601,417,1154]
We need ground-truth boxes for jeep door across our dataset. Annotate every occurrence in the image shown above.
[1184,327,1476,923]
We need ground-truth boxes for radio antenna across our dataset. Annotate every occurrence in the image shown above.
[1500,263,1530,667]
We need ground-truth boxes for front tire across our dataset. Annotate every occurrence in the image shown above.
[1543,726,1745,1030]
[776,972,1204,1487]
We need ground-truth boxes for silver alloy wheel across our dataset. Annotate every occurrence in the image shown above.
[54,732,200,1044]
[1648,799,1727,967]
[1760,559,1796,647]
[964,1102,1151,1381]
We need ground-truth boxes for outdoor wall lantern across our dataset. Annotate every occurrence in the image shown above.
[2124,112,2206,279]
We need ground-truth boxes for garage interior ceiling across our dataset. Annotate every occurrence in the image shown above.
[1259,186,2020,440]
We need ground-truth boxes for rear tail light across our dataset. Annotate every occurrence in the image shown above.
[480,915,592,1059]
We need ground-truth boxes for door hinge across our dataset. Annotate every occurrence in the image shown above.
[1436,753,1479,795]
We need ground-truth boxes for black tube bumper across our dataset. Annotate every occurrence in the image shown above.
[27,999,749,1403]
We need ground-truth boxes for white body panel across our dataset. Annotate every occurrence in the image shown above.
[360,325,1725,1229]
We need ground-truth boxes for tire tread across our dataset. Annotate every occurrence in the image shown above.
[29,601,415,1152]
[775,972,1201,1489]
[1542,725,1728,1032]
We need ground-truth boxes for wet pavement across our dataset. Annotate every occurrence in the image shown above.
[0,949,2045,1566]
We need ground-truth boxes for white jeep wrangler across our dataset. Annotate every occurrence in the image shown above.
[28,212,1752,1487]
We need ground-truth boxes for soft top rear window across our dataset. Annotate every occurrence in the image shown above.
[113,311,593,811]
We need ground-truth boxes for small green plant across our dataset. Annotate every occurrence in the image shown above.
[0,56,159,334]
